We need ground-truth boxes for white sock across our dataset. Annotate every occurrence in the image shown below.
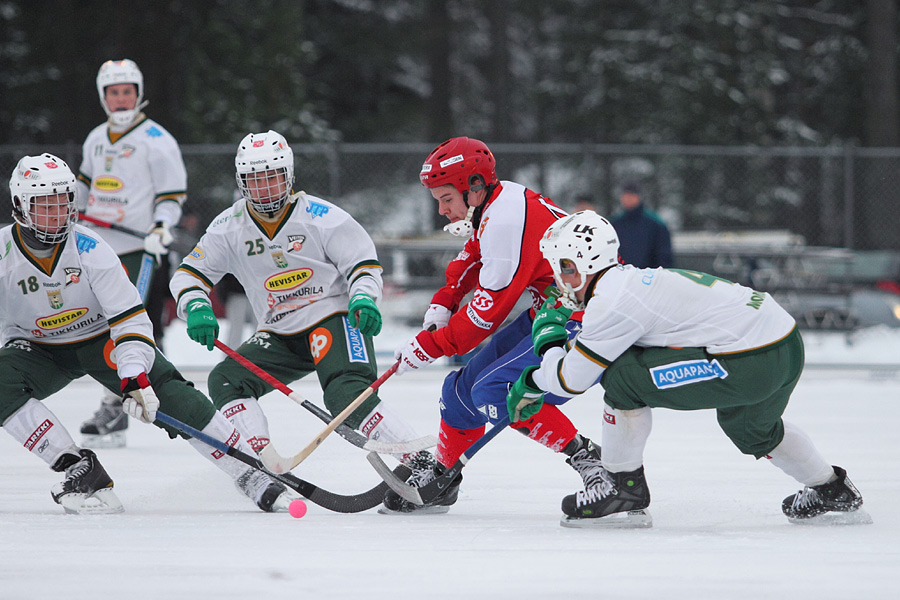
[358,401,421,461]
[766,421,835,486]
[188,412,260,479]
[601,405,652,473]
[3,398,79,468]
[221,398,270,453]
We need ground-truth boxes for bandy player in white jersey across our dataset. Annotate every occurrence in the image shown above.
[507,211,869,527]
[169,130,431,471]
[76,59,188,445]
[0,154,296,514]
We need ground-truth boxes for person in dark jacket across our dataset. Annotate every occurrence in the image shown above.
[609,181,674,268]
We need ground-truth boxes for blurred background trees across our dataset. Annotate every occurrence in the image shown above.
[1,0,897,148]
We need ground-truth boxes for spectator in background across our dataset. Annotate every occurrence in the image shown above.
[609,181,674,268]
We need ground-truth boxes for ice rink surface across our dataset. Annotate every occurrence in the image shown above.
[1,323,898,599]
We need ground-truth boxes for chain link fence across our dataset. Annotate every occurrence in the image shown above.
[2,142,899,250]
[2,142,899,331]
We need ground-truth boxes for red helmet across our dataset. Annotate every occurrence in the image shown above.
[419,137,498,194]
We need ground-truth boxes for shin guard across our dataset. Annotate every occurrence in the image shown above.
[512,403,577,453]
[435,419,485,467]
[3,398,79,468]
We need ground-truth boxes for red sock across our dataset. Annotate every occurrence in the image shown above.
[435,419,485,467]
[512,404,577,452]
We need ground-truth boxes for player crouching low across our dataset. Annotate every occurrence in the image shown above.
[0,154,295,514]
[506,210,870,528]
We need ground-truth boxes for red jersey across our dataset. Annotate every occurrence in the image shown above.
[420,181,568,357]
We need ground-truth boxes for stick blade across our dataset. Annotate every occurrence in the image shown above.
[366,452,423,504]
[259,444,295,475]
[363,435,439,454]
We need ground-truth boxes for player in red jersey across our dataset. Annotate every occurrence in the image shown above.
[383,137,602,513]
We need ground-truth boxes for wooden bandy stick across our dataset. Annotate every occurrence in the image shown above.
[259,361,400,474]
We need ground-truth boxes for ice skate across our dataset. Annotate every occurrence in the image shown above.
[80,399,128,448]
[235,468,295,512]
[560,466,652,528]
[782,466,872,525]
[51,449,124,515]
[379,451,459,515]
[566,438,605,490]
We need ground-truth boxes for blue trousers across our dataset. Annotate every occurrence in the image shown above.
[439,309,581,429]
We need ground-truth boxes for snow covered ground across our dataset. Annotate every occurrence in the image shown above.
[1,321,898,599]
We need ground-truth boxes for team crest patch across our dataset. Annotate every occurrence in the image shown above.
[650,359,728,389]
[47,290,63,309]
[271,250,288,268]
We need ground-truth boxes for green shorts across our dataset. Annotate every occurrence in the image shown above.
[0,334,215,438]
[601,328,804,458]
[207,312,381,429]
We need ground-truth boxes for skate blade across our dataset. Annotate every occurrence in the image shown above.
[377,505,451,516]
[787,508,873,526]
[81,431,126,449]
[58,488,125,515]
[560,509,653,529]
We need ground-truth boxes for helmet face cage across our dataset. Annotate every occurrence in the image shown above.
[235,131,295,216]
[96,59,144,127]
[9,154,78,244]
[419,137,498,195]
[539,211,620,306]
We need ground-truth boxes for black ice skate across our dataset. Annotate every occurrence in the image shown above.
[560,466,652,529]
[80,400,128,448]
[235,468,295,512]
[566,438,605,490]
[782,466,872,525]
[380,451,460,515]
[51,449,124,514]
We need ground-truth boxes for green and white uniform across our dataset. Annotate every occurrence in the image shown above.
[536,265,801,456]
[77,115,186,255]
[0,224,214,449]
[170,193,386,428]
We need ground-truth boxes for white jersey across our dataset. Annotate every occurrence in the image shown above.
[538,265,797,397]
[0,224,156,375]
[170,193,383,335]
[78,116,187,254]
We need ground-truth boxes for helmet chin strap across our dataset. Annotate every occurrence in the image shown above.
[443,205,476,237]
[107,100,149,128]
[554,272,586,310]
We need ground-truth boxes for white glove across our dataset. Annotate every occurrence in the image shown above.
[394,333,439,376]
[121,373,160,424]
[144,221,174,262]
[422,303,452,332]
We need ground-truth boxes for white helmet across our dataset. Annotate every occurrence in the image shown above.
[96,59,146,127]
[235,130,295,216]
[539,210,620,308]
[9,154,78,245]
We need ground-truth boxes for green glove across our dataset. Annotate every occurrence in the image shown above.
[186,298,219,351]
[532,295,572,356]
[507,366,546,423]
[348,294,382,336]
